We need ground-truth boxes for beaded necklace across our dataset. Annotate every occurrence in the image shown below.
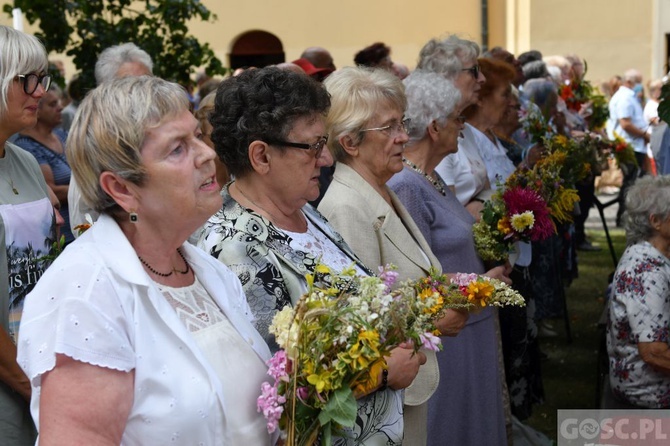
[402,158,446,196]
[138,248,190,277]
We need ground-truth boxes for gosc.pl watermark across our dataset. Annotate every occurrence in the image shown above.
[558,410,670,445]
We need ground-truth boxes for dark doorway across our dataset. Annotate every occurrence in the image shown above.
[229,30,284,69]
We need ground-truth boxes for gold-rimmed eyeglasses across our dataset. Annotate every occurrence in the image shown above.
[361,118,411,138]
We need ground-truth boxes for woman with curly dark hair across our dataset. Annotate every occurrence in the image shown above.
[197,67,425,445]
[354,42,393,70]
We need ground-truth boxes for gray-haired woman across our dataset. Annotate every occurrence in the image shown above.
[607,175,670,408]
[417,35,485,108]
[387,69,510,446]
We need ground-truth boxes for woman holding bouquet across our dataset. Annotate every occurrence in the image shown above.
[318,67,470,445]
[18,76,275,445]
[386,69,510,445]
[197,67,424,445]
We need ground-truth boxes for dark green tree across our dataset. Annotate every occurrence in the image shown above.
[659,82,670,124]
[4,0,225,90]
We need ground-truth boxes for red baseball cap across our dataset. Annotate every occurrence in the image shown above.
[292,58,334,78]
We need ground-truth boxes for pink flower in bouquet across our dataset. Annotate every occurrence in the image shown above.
[267,350,289,381]
[257,381,286,433]
[502,187,554,241]
[296,386,309,402]
[419,332,442,351]
[378,265,399,292]
[452,273,479,288]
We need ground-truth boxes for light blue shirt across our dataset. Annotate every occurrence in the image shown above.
[607,85,648,154]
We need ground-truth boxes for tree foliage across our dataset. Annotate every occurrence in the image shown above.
[4,0,225,90]
[659,82,670,125]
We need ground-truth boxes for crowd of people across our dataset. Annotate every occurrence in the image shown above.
[1,23,670,446]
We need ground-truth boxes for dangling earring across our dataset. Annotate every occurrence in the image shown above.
[129,211,138,223]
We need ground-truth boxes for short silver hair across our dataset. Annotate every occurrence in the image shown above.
[623,68,642,84]
[0,26,48,117]
[623,175,670,245]
[417,35,480,80]
[403,70,461,145]
[95,43,153,85]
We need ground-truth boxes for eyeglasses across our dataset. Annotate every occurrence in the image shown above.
[454,115,466,124]
[460,64,480,79]
[361,118,411,138]
[266,135,329,158]
[16,73,52,95]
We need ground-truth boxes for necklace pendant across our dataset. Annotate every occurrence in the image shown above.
[12,187,18,195]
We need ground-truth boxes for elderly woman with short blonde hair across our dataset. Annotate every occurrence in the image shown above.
[19,75,275,445]
[319,66,468,445]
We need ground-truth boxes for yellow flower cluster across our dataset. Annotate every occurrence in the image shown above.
[466,281,495,307]
[497,216,512,235]
[510,211,535,232]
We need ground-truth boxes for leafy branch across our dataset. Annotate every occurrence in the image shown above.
[4,0,226,91]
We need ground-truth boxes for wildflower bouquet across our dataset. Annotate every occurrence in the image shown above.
[559,83,583,113]
[594,134,638,169]
[519,103,553,146]
[257,264,442,445]
[258,264,524,445]
[505,159,580,225]
[450,272,526,308]
[562,61,609,131]
[585,90,609,131]
[473,186,556,261]
[543,134,595,186]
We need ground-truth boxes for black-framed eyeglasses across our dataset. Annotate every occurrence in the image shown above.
[16,73,52,95]
[360,118,411,138]
[461,64,480,79]
[266,135,329,158]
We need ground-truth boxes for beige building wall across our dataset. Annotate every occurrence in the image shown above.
[504,0,657,85]
[3,0,670,88]
[194,0,483,70]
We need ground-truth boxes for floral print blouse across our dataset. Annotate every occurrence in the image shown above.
[607,241,670,407]
[195,184,402,445]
